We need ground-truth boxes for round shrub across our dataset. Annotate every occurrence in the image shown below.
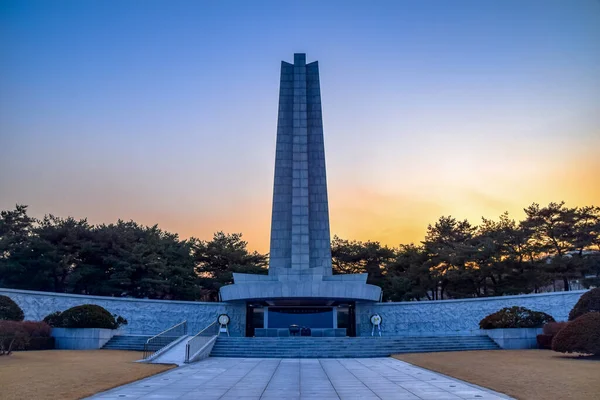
[569,288,600,321]
[537,321,569,349]
[43,311,63,327]
[479,306,555,329]
[542,321,569,335]
[20,321,52,337]
[0,320,28,354]
[552,312,600,355]
[536,334,553,349]
[58,305,127,329]
[0,321,53,354]
[0,295,24,321]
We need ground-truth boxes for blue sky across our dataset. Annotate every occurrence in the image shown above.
[1,0,599,251]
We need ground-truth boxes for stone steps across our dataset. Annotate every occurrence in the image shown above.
[102,335,154,351]
[209,336,499,358]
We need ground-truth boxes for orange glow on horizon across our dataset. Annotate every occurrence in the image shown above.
[120,147,600,253]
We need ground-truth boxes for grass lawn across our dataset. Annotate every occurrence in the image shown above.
[394,349,600,400]
[0,350,175,400]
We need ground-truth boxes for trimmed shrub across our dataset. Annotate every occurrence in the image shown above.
[43,311,63,327]
[552,312,600,355]
[537,321,569,349]
[0,321,29,355]
[0,321,54,353]
[0,295,24,322]
[536,334,553,349]
[24,337,55,350]
[543,321,569,335]
[20,321,52,337]
[569,288,600,321]
[479,306,555,329]
[55,304,127,329]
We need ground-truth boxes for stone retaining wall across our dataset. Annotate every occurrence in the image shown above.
[0,288,245,336]
[356,290,587,337]
[1,287,587,338]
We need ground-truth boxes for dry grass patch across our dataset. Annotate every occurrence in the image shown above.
[0,350,175,400]
[394,350,600,400]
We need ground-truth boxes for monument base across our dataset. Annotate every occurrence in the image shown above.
[221,272,381,337]
[220,273,381,303]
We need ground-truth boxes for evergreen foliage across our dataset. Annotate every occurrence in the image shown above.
[0,295,24,321]
[0,202,598,301]
[45,305,127,329]
[479,306,554,329]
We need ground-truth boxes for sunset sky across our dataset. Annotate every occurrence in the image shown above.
[1,1,599,252]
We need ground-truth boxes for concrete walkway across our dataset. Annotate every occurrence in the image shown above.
[88,357,512,400]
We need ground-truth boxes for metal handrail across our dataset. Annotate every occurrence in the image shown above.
[185,320,219,363]
[143,320,187,359]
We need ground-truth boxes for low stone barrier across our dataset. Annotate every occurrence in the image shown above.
[51,327,116,350]
[485,328,543,349]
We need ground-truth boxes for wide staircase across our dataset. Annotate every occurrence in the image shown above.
[103,335,159,351]
[210,336,499,358]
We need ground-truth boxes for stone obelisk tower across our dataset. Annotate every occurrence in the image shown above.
[220,53,380,304]
[268,53,332,280]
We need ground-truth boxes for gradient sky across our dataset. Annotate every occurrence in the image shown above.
[1,0,599,252]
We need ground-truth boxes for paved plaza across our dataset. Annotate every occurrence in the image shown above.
[89,357,511,400]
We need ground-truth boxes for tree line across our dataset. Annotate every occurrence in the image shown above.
[0,202,598,302]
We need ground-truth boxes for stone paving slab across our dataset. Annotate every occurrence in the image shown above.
[87,357,513,400]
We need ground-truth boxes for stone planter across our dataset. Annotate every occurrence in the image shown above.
[51,328,117,350]
[484,328,543,349]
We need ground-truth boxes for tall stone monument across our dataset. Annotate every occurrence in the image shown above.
[220,54,380,305]
[269,53,332,280]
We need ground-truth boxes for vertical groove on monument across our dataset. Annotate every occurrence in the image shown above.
[269,53,332,279]
[291,54,310,272]
[306,60,332,276]
[268,61,294,274]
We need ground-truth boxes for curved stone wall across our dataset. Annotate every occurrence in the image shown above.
[0,288,245,336]
[356,290,588,336]
[1,287,588,337]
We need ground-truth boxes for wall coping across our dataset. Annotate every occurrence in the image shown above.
[51,327,116,333]
[2,287,587,308]
[370,289,588,307]
[0,287,227,306]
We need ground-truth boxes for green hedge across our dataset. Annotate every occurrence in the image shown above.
[44,305,127,329]
[0,295,24,321]
[479,306,555,329]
